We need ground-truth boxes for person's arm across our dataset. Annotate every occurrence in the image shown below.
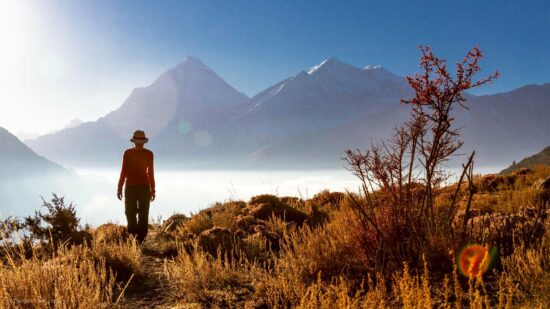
[148,152,156,201]
[117,151,127,200]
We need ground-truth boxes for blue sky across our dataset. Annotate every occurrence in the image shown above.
[1,0,549,134]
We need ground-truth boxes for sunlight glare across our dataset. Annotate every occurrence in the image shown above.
[0,0,29,83]
[36,52,65,81]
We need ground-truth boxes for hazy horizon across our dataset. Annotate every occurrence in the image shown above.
[0,168,360,224]
[0,164,505,225]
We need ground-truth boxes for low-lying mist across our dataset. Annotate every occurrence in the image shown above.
[1,169,358,225]
[0,166,503,225]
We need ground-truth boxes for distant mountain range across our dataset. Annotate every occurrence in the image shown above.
[0,127,67,178]
[16,119,83,141]
[25,57,250,167]
[501,146,550,174]
[0,127,76,215]
[24,57,550,169]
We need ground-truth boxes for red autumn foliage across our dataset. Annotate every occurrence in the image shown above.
[345,46,499,274]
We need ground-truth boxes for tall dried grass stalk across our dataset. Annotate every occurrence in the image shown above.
[0,245,116,308]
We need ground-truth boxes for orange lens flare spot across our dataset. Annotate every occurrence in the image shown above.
[457,244,495,278]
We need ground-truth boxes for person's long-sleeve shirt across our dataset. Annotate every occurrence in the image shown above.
[117,147,155,192]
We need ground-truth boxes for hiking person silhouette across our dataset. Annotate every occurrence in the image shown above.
[117,130,155,243]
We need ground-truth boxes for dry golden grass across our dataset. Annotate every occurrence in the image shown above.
[0,234,141,308]
[468,164,550,213]
[2,166,550,308]
[182,211,214,235]
[275,205,365,284]
[0,244,116,308]
[165,235,550,308]
[165,242,255,307]
[164,169,550,307]
[181,201,246,235]
[393,261,433,309]
[93,223,129,243]
[501,236,550,307]
[91,237,141,281]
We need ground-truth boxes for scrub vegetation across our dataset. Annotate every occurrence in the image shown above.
[1,47,548,308]
[1,173,548,308]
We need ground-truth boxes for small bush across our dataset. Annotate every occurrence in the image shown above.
[23,194,81,246]
[0,217,23,242]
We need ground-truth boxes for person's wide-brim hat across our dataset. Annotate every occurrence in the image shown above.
[130,130,149,143]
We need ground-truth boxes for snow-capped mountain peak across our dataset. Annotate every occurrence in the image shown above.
[308,59,330,74]
[364,65,383,70]
[242,57,413,141]
[307,57,354,75]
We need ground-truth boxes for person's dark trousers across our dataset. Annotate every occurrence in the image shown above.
[124,185,151,243]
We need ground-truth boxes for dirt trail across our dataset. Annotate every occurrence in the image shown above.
[118,234,176,308]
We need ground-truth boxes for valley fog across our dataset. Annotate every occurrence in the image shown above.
[50,168,360,225]
[1,166,503,226]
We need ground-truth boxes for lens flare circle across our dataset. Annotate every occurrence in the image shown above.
[177,121,192,135]
[457,244,497,278]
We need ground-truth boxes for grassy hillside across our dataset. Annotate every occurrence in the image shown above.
[1,166,549,308]
[501,146,550,174]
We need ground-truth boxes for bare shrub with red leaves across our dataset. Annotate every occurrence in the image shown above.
[345,46,499,274]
